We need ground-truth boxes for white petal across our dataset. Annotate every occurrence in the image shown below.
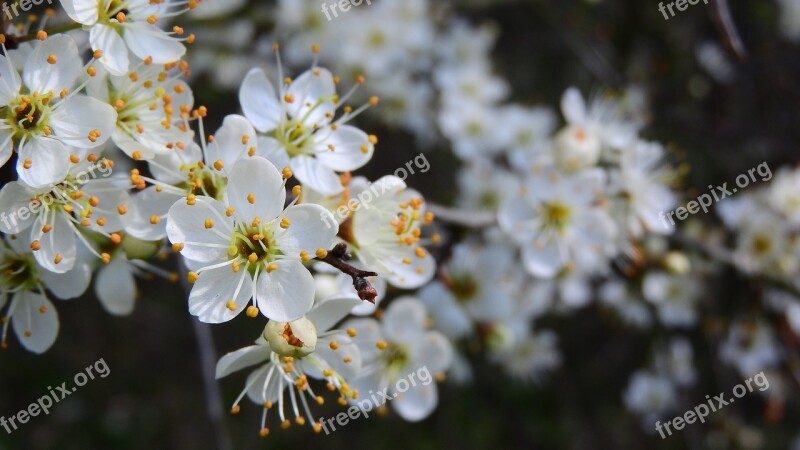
[50,95,117,148]
[61,0,99,24]
[411,331,454,374]
[291,155,343,195]
[122,22,186,64]
[90,24,129,76]
[382,297,427,343]
[166,196,233,264]
[307,297,361,332]
[239,68,282,133]
[0,128,14,168]
[0,53,20,104]
[31,211,76,273]
[11,292,59,354]
[40,261,91,300]
[392,382,439,422]
[521,239,564,278]
[189,266,253,323]
[215,344,270,379]
[95,256,137,316]
[17,138,71,189]
[245,365,283,404]
[225,157,285,223]
[23,35,82,93]
[205,114,258,170]
[418,282,472,339]
[287,68,336,126]
[256,136,290,170]
[384,247,436,289]
[313,125,373,171]
[341,317,384,362]
[256,260,314,322]
[274,204,336,256]
[561,87,586,124]
[126,186,182,241]
[0,182,37,234]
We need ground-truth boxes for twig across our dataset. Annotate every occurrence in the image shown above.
[709,0,748,61]
[315,243,378,302]
[427,203,497,228]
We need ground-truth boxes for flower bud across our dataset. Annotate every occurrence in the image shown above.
[553,125,602,172]
[263,316,318,358]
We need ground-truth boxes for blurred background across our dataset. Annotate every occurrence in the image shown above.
[2,0,800,449]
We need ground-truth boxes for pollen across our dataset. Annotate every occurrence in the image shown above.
[69,154,80,164]
[292,185,302,197]
[46,54,57,64]
[346,328,357,337]
[315,248,328,259]
[117,205,128,215]
[226,207,235,217]
[53,253,63,264]
[226,300,237,311]
[101,253,111,264]
[282,167,292,179]
[172,243,184,252]
[204,219,214,229]
[187,272,199,283]
[376,340,388,350]
[149,215,160,224]
[415,247,427,258]
[246,306,259,318]
[280,218,291,229]
[213,160,224,170]
[248,253,258,264]
[266,263,278,273]
[329,341,339,350]
[30,240,41,251]
[247,193,255,204]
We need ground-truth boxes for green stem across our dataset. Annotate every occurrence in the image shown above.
[12,22,83,44]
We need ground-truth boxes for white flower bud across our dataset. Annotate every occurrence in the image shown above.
[263,316,318,358]
[553,125,602,171]
[664,251,691,275]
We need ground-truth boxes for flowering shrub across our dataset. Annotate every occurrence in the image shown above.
[2,0,800,448]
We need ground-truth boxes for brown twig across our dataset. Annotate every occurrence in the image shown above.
[427,203,498,228]
[315,243,378,302]
[709,0,748,61]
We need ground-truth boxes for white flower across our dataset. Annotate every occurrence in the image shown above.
[0,35,116,188]
[0,156,129,273]
[642,271,702,327]
[654,338,697,388]
[343,297,453,422]
[419,242,522,340]
[87,62,195,161]
[556,87,641,170]
[62,0,190,76]
[623,370,677,424]
[238,65,375,195]
[767,167,800,225]
[215,297,363,433]
[126,114,264,241]
[342,176,435,289]
[720,319,781,378]
[0,234,90,353]
[598,279,653,328]
[610,139,677,237]
[499,167,616,278]
[166,156,337,323]
[489,330,561,383]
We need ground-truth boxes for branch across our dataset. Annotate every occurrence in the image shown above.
[709,0,748,61]
[315,243,379,303]
[427,203,498,228]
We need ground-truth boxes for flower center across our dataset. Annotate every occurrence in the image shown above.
[540,201,572,231]
[381,342,410,374]
[450,274,478,302]
[8,93,54,137]
[183,166,226,201]
[0,252,37,292]
[276,122,311,158]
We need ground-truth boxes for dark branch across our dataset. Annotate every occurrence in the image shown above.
[315,243,379,303]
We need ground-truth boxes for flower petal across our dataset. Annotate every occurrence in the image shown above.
[391,381,438,422]
[290,154,343,195]
[122,22,186,64]
[50,95,117,148]
[382,297,427,343]
[256,260,314,322]
[90,24,129,76]
[11,292,59,354]
[205,114,258,171]
[17,138,71,189]
[23,35,82,93]
[239,68,282,133]
[274,204,336,256]
[31,210,76,273]
[286,68,336,126]
[226,156,285,223]
[95,256,137,316]
[0,182,37,234]
[215,344,270,379]
[166,196,233,264]
[40,261,91,300]
[313,125,374,172]
[189,266,253,323]
[306,297,361,332]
